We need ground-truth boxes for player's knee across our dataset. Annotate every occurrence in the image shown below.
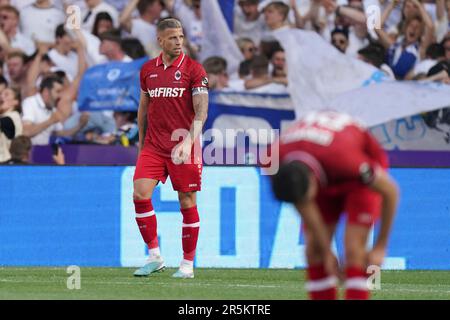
[178,192,196,208]
[345,246,366,267]
[306,243,324,265]
[133,189,151,200]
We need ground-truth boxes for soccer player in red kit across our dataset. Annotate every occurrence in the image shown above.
[132,18,209,278]
[270,111,399,299]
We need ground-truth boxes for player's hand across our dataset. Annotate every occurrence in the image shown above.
[172,139,192,165]
[367,245,386,267]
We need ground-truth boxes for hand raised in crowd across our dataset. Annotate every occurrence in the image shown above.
[79,112,90,128]
[321,0,337,13]
[36,41,51,55]
[50,109,66,124]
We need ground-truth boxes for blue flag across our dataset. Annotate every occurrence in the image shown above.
[78,57,148,112]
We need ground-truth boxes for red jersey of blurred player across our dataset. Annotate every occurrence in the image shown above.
[275,111,398,300]
[132,18,209,279]
[279,111,389,207]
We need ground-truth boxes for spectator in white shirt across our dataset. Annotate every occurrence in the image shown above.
[236,37,258,61]
[331,27,349,53]
[247,54,289,94]
[234,0,266,46]
[120,0,162,55]
[92,11,114,37]
[0,5,36,56]
[4,50,28,94]
[164,0,202,56]
[20,0,65,44]
[203,56,246,91]
[357,43,396,79]
[22,75,89,145]
[98,29,132,62]
[47,24,79,81]
[0,86,22,162]
[405,42,447,79]
[82,0,119,33]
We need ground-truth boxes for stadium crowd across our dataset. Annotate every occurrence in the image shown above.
[0,0,449,164]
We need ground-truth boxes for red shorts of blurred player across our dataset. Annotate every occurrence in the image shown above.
[134,148,202,192]
[315,183,382,228]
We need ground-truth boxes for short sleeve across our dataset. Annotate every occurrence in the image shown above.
[21,101,35,123]
[190,62,209,89]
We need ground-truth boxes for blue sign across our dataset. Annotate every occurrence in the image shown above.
[0,166,449,270]
[78,57,147,112]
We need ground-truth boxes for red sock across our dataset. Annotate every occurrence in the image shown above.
[306,264,337,300]
[134,199,158,249]
[345,266,370,300]
[181,206,200,261]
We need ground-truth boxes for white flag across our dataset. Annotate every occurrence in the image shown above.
[274,28,450,127]
[200,0,244,76]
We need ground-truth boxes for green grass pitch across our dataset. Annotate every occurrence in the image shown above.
[0,268,449,300]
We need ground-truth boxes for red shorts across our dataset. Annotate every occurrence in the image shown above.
[133,148,202,192]
[316,184,381,228]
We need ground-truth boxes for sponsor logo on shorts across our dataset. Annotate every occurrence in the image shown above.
[189,184,198,187]
[148,87,186,98]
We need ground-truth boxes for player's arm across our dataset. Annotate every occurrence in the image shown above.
[188,88,209,143]
[367,168,399,266]
[295,177,338,276]
[137,91,150,153]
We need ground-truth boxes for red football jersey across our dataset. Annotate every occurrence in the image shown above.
[140,52,208,157]
[278,111,388,189]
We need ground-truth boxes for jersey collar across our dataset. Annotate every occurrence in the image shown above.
[156,52,186,69]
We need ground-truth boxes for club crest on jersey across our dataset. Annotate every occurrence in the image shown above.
[175,70,182,81]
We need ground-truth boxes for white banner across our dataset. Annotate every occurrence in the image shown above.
[274,28,450,127]
[200,0,243,76]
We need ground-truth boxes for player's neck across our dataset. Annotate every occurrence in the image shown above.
[161,52,180,67]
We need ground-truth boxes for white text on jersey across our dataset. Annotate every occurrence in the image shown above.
[148,87,186,98]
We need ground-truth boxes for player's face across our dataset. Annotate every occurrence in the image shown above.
[158,27,184,58]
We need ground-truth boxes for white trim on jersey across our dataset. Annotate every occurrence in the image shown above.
[177,53,186,67]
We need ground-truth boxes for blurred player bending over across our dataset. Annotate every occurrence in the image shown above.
[271,111,399,300]
[133,18,209,279]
